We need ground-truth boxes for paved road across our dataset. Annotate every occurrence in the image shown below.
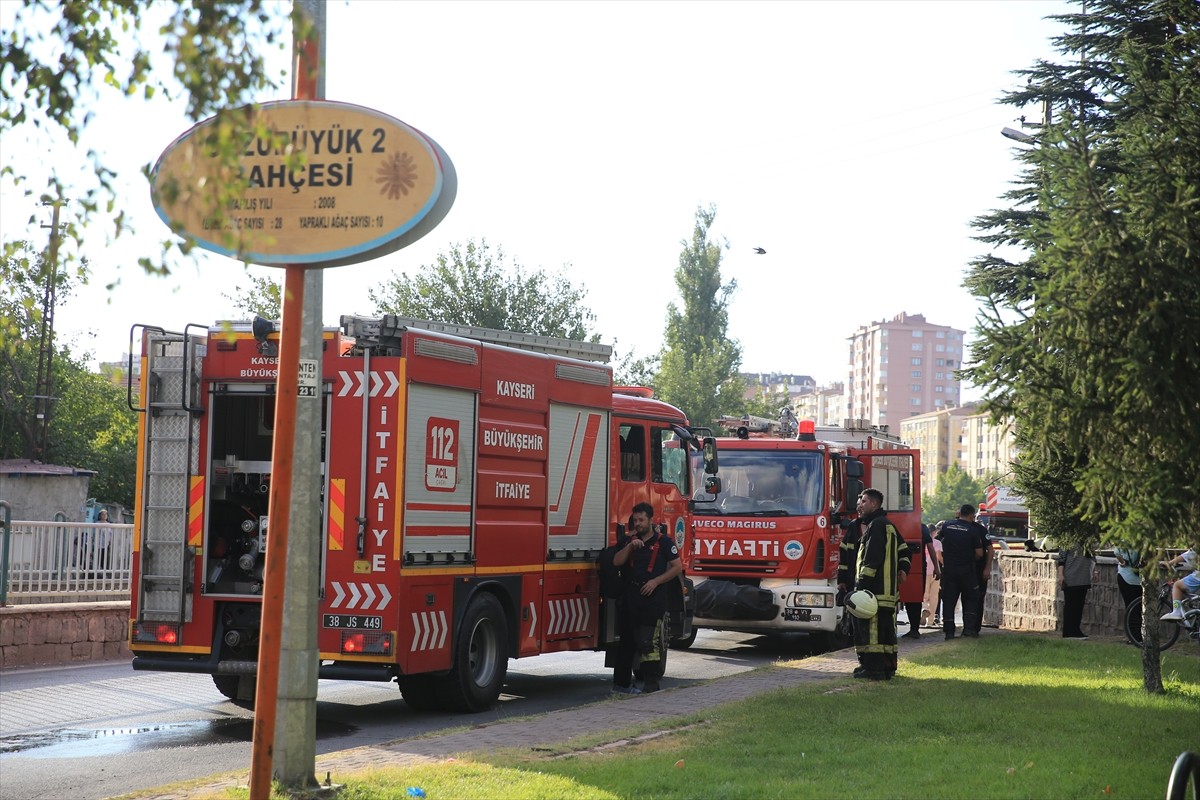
[0,629,813,800]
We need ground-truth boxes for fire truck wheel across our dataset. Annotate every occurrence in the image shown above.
[398,674,442,711]
[212,674,256,709]
[437,592,509,713]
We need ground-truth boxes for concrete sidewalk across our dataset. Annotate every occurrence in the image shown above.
[140,631,955,799]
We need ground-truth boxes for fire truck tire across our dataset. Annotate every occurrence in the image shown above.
[212,674,256,709]
[436,592,509,712]
[398,674,443,711]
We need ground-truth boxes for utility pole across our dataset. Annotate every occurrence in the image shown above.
[31,201,63,462]
[247,1,327,796]
[274,0,327,790]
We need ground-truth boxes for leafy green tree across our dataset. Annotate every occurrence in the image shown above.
[0,0,290,352]
[369,239,600,341]
[0,240,81,458]
[744,388,791,421]
[655,206,743,430]
[964,0,1200,690]
[1,240,136,504]
[921,463,988,525]
[46,359,138,507]
[223,274,283,320]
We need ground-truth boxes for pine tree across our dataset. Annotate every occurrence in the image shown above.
[964,0,1200,690]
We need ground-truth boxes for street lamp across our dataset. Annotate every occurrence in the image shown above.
[1001,126,1041,145]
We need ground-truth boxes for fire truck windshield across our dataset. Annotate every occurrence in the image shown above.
[692,450,823,516]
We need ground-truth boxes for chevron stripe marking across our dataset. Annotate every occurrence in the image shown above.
[187,476,205,547]
[435,611,448,649]
[328,478,345,551]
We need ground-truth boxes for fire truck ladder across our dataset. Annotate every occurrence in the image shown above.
[130,324,206,628]
[339,314,615,363]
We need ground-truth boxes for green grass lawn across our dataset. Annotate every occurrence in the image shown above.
[217,635,1199,800]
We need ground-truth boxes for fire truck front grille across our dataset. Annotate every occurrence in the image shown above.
[691,559,779,576]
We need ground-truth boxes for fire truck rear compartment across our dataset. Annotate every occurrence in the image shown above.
[204,393,275,597]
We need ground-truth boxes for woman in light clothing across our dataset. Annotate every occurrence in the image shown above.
[922,521,945,626]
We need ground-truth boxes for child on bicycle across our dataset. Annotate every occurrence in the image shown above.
[1160,545,1200,621]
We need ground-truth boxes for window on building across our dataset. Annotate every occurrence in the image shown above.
[936,344,945,352]
[912,343,923,351]
[910,384,920,392]
[911,358,922,366]
[910,398,921,406]
[936,358,945,366]
[935,385,944,393]
[911,370,922,377]
[936,331,946,338]
[912,330,923,337]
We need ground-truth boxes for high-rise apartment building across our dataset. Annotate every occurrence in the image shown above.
[846,312,965,432]
[899,405,978,492]
[959,413,1018,480]
[793,382,845,427]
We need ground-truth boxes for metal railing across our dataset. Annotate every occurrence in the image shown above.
[0,518,134,604]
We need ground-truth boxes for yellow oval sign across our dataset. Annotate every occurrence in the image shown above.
[151,100,456,267]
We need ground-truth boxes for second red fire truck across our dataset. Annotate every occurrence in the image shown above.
[681,415,924,650]
[127,315,708,712]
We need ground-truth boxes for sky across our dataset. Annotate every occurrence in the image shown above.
[1,0,1074,399]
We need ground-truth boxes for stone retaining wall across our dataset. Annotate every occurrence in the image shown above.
[0,601,131,669]
[984,551,1126,637]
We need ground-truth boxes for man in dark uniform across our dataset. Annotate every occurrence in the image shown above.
[936,504,986,639]
[963,505,993,635]
[611,502,682,694]
[850,488,909,680]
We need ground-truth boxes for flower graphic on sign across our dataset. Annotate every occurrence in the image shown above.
[376,151,418,200]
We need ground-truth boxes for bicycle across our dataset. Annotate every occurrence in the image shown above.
[1124,572,1200,651]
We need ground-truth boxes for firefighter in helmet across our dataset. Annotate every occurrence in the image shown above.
[849,487,910,680]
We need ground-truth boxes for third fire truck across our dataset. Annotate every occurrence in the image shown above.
[127,315,707,712]
[681,416,924,650]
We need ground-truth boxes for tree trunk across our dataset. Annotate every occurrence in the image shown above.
[1140,571,1164,694]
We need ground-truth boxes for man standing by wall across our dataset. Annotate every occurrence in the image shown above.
[961,505,992,635]
[1056,542,1097,639]
[937,506,986,639]
[851,488,909,680]
[611,502,682,693]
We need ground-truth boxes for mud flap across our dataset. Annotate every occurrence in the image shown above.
[668,575,694,641]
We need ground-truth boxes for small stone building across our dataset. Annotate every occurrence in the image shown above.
[0,460,95,522]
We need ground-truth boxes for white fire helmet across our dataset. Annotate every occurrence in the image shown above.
[846,590,878,619]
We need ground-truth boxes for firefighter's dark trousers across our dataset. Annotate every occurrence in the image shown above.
[852,602,898,675]
[940,565,980,638]
[613,582,668,689]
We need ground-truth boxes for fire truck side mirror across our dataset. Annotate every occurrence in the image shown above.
[847,479,864,509]
[704,475,722,495]
[845,458,865,479]
[702,438,719,474]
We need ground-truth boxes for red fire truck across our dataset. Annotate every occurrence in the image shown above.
[126,315,705,712]
[681,416,923,650]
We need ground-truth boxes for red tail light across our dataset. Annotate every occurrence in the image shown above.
[133,622,180,644]
[341,632,393,655]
